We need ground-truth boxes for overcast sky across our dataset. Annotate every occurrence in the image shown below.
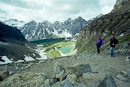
[0,0,116,22]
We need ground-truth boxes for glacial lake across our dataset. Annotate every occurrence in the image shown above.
[58,46,73,54]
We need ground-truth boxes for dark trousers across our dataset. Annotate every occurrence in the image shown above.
[97,45,100,53]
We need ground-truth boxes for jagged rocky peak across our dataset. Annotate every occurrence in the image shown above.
[4,19,24,23]
[53,21,62,25]
[3,19,25,28]
[25,20,37,25]
[42,20,52,25]
[64,18,72,24]
[5,19,17,22]
[113,0,130,10]
[76,16,84,20]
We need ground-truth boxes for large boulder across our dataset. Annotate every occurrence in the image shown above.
[65,64,92,74]
[53,62,67,82]
[0,72,47,87]
[125,56,130,62]
[66,74,77,81]
[116,71,130,82]
[95,75,117,87]
[53,62,65,75]
[0,70,9,81]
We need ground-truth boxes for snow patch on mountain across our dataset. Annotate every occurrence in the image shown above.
[4,19,26,28]
[0,41,9,45]
[24,55,35,61]
[35,47,47,60]
[0,56,13,64]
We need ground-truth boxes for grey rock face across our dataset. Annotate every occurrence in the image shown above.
[113,0,130,10]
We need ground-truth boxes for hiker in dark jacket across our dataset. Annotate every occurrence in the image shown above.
[96,37,103,53]
[110,34,118,57]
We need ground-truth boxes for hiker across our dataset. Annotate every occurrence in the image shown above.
[110,34,118,57]
[96,36,103,53]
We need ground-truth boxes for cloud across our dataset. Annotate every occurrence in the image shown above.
[98,0,116,6]
[0,0,116,22]
[101,6,114,14]
[99,0,116,14]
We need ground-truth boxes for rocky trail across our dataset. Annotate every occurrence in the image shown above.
[0,49,130,87]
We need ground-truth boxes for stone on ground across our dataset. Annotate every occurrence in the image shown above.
[53,62,65,75]
[125,56,130,62]
[65,64,92,74]
[0,72,47,87]
[116,71,130,82]
[95,75,117,87]
[66,74,77,81]
[52,80,86,87]
[0,70,9,81]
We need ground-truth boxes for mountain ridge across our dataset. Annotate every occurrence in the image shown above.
[0,22,40,61]
[76,0,130,53]
[113,0,130,11]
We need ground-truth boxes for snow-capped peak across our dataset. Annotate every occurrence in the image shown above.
[3,19,26,28]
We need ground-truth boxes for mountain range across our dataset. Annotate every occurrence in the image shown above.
[3,16,101,41]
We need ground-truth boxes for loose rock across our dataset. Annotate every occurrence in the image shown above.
[116,71,130,82]
[52,80,86,87]
[0,72,47,87]
[66,74,77,81]
[95,75,117,87]
[125,56,130,62]
[0,70,9,81]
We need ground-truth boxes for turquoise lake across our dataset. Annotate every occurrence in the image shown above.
[58,47,73,54]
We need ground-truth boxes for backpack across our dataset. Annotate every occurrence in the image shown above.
[115,39,118,44]
[97,40,101,46]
